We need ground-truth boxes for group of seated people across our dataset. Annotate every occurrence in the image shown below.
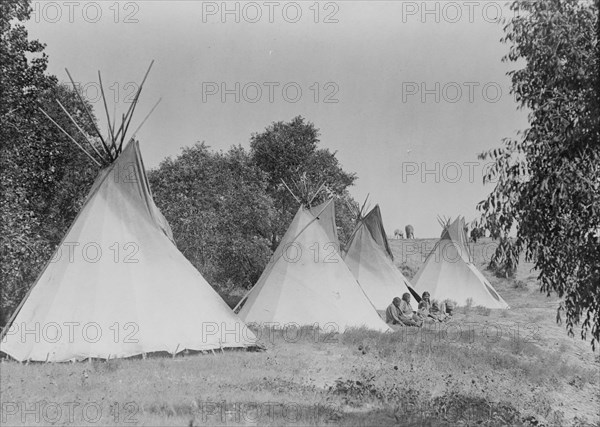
[385,292,453,327]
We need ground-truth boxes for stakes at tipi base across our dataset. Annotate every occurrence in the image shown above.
[413,216,509,309]
[343,202,419,311]
[0,63,257,362]
[235,182,391,333]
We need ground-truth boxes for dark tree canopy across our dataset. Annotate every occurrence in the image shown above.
[148,144,275,292]
[150,116,361,294]
[250,116,358,249]
[477,0,599,348]
[1,0,99,324]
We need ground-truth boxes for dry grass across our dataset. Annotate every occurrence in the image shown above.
[1,238,599,426]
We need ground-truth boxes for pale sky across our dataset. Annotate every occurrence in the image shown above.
[26,0,529,237]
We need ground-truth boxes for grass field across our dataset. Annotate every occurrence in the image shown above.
[1,238,599,426]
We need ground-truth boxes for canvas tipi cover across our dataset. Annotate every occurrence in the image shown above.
[412,217,509,309]
[309,201,338,244]
[343,206,418,311]
[237,200,391,332]
[0,141,256,362]
[361,205,394,259]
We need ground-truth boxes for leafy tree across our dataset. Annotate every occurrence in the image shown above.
[1,0,100,324]
[477,0,599,348]
[148,144,275,292]
[250,116,358,249]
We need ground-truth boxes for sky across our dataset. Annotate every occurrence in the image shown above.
[26,0,529,237]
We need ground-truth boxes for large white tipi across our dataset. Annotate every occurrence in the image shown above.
[0,65,257,362]
[412,216,509,309]
[236,199,391,332]
[343,205,418,310]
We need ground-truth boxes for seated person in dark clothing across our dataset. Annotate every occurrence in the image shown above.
[400,293,424,326]
[386,297,403,325]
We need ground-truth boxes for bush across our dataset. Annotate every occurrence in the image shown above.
[149,144,274,290]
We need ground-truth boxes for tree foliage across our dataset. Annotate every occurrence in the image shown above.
[1,0,99,324]
[149,117,360,293]
[148,144,275,292]
[250,116,358,249]
[477,0,600,348]
[0,1,363,316]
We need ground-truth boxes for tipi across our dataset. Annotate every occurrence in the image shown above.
[412,216,509,309]
[343,204,418,310]
[236,197,391,332]
[0,64,257,362]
